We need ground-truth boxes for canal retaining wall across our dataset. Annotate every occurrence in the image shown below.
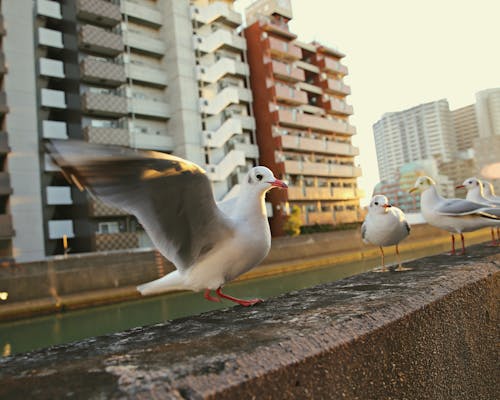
[0,224,493,320]
[0,244,498,399]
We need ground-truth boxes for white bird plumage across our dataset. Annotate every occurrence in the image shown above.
[410,176,500,254]
[362,195,411,271]
[47,140,287,307]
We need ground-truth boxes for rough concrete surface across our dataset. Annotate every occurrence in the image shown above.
[0,244,498,400]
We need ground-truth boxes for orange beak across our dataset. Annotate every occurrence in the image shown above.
[270,179,288,189]
[455,185,465,189]
[383,204,392,209]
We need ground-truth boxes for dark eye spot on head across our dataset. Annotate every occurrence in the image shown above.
[256,174,263,181]
[374,202,379,206]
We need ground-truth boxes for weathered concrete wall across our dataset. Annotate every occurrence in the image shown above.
[0,244,498,399]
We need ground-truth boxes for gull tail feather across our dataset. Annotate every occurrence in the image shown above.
[137,270,187,296]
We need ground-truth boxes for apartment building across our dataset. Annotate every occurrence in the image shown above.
[2,0,256,262]
[244,0,362,236]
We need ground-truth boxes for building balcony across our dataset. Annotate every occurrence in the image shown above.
[46,186,73,205]
[200,86,252,115]
[129,98,170,119]
[38,27,64,48]
[197,58,249,83]
[194,30,246,54]
[191,2,242,28]
[280,135,359,156]
[0,52,6,76]
[269,59,304,82]
[76,0,121,27]
[0,16,5,36]
[0,172,12,196]
[0,215,14,239]
[288,186,362,201]
[321,78,351,95]
[121,0,162,28]
[283,160,362,178]
[84,126,130,146]
[127,62,168,87]
[273,85,308,105]
[43,120,68,140]
[306,211,334,225]
[79,25,124,56]
[334,210,359,224]
[93,232,139,252]
[41,89,66,109]
[0,132,9,154]
[39,58,65,78]
[89,199,127,217]
[131,132,174,152]
[82,92,127,117]
[206,149,246,181]
[323,98,354,116]
[80,57,126,86]
[0,92,7,115]
[259,16,297,40]
[36,0,62,19]
[318,57,348,76]
[274,109,356,135]
[124,30,166,57]
[267,36,302,61]
[233,142,259,159]
[48,220,75,240]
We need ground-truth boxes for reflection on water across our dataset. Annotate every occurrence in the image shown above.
[0,243,449,357]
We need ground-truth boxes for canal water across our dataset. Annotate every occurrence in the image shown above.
[0,243,450,357]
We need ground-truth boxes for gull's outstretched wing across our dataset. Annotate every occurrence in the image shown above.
[436,199,500,219]
[47,140,235,271]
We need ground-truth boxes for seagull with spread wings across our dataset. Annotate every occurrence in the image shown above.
[47,140,287,307]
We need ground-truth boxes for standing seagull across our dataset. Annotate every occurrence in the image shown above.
[409,176,500,255]
[483,181,500,203]
[456,177,500,245]
[47,140,287,307]
[361,195,411,272]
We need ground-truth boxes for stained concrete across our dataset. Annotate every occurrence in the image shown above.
[0,244,498,399]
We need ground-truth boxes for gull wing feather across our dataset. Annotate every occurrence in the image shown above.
[47,140,235,271]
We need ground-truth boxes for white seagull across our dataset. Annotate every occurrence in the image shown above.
[361,195,411,272]
[482,181,500,204]
[455,177,500,245]
[409,176,500,255]
[48,140,287,307]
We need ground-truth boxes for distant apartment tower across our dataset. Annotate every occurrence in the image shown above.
[474,88,500,194]
[2,0,256,262]
[244,0,362,236]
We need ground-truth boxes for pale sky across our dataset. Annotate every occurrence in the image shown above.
[235,0,500,205]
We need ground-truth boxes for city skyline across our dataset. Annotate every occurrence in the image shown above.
[234,0,500,204]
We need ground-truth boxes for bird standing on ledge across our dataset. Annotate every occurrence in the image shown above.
[47,140,287,307]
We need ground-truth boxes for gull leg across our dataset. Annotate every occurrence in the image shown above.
[448,234,456,255]
[487,228,497,247]
[374,246,389,272]
[215,288,263,307]
[394,244,411,271]
[204,289,220,303]
[458,233,466,255]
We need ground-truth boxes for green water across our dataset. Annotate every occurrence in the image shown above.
[0,244,449,357]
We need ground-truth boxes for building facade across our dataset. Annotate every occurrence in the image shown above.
[244,0,362,236]
[2,0,257,262]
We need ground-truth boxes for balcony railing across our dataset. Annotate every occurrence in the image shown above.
[267,37,302,60]
[274,85,308,105]
[93,232,140,251]
[259,16,297,40]
[121,0,162,28]
[191,2,242,28]
[321,78,351,95]
[80,57,126,86]
[81,92,127,116]
[0,131,9,153]
[288,186,361,201]
[76,0,121,27]
[84,126,130,146]
[319,57,348,75]
[0,214,14,239]
[280,135,359,156]
[269,59,304,82]
[0,172,12,196]
[79,24,124,56]
[274,109,356,135]
[283,160,362,178]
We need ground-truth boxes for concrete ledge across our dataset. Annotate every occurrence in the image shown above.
[0,244,498,399]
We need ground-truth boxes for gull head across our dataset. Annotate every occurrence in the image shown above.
[409,176,435,194]
[456,177,482,193]
[245,166,287,193]
[369,194,392,214]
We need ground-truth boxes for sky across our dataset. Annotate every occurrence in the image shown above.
[235,0,500,205]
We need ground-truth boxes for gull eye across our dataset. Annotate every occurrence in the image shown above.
[374,202,379,206]
[256,174,263,181]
